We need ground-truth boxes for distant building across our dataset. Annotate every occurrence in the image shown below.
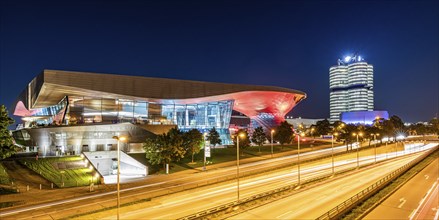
[329,54,374,122]
[341,110,389,125]
[285,116,324,128]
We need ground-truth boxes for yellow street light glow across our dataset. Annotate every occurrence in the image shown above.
[239,133,245,138]
[352,132,363,137]
[271,129,275,133]
[334,132,339,136]
[113,135,128,141]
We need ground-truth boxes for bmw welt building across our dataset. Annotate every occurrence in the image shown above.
[12,70,306,156]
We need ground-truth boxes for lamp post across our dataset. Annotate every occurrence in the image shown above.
[203,132,207,171]
[331,132,338,175]
[112,135,127,220]
[297,132,304,186]
[371,133,380,163]
[236,133,245,203]
[352,132,363,168]
[271,130,274,158]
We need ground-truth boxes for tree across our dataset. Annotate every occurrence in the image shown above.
[274,121,294,147]
[182,129,203,163]
[365,125,381,147]
[390,115,405,139]
[390,115,404,130]
[233,129,250,155]
[251,127,266,152]
[0,105,16,159]
[337,124,358,151]
[381,119,395,139]
[143,128,186,171]
[314,119,331,136]
[206,127,221,147]
[429,118,439,135]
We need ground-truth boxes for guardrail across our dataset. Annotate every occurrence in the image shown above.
[178,165,364,220]
[315,145,438,220]
[178,145,437,220]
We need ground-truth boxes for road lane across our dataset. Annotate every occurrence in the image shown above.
[1,143,434,219]
[364,158,438,219]
[411,180,438,220]
[228,155,423,220]
[111,154,422,219]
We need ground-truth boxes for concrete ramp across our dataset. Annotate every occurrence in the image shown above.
[83,151,147,184]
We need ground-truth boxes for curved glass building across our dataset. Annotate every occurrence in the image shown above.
[12,70,306,156]
[329,55,373,122]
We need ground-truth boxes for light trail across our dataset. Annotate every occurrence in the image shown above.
[2,143,436,219]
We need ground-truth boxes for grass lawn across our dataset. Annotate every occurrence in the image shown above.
[19,156,99,187]
[0,163,11,185]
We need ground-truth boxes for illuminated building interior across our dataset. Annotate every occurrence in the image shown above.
[13,70,306,156]
[330,54,374,122]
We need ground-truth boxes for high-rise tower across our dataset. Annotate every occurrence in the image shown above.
[329,55,373,122]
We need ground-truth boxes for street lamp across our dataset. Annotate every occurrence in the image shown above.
[371,133,380,163]
[203,132,208,171]
[236,132,245,203]
[352,132,363,169]
[271,129,275,158]
[297,132,305,186]
[112,135,127,220]
[331,132,338,175]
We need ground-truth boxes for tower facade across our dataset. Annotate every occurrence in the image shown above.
[329,55,373,122]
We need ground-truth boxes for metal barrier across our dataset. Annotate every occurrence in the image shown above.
[178,146,437,220]
[315,145,438,220]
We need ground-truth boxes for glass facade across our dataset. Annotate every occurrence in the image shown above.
[28,97,68,126]
[329,55,374,122]
[24,96,234,144]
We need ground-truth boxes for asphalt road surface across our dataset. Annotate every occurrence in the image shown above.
[1,143,435,219]
[106,153,425,219]
[364,157,439,220]
[227,154,426,219]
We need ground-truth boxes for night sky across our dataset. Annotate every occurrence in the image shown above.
[1,0,438,124]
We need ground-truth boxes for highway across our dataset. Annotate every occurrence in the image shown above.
[0,143,434,219]
[104,148,432,219]
[364,157,439,220]
[0,142,380,218]
[227,154,427,219]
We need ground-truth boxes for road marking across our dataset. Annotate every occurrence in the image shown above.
[409,181,438,220]
[399,198,407,208]
[276,210,293,219]
[425,175,429,180]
